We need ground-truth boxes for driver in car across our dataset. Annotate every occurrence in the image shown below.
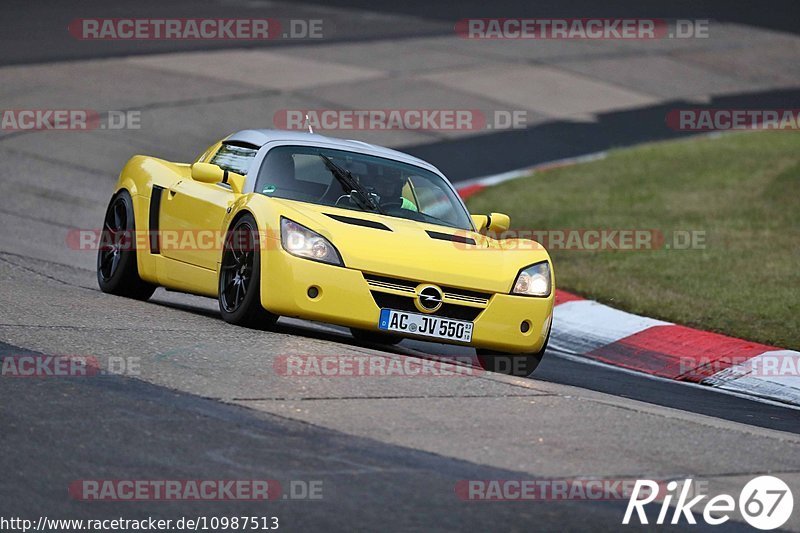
[369,168,418,212]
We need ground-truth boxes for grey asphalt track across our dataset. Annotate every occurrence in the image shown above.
[0,342,651,532]
[1,2,800,531]
[3,0,798,66]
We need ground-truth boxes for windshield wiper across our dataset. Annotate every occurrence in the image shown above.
[319,154,385,215]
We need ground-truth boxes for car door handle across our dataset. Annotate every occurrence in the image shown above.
[168,180,182,198]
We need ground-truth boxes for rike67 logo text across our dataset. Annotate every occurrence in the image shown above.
[624,476,793,529]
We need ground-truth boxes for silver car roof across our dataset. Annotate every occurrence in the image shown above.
[226,129,443,176]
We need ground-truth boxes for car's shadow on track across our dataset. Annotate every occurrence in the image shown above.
[148,291,483,364]
[148,292,420,351]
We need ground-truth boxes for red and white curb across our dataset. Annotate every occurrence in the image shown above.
[456,158,800,408]
[550,291,800,407]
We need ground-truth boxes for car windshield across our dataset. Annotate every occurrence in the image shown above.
[255,145,473,230]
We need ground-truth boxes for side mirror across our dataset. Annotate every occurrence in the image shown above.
[471,213,511,233]
[488,212,511,233]
[191,162,224,183]
[191,163,245,194]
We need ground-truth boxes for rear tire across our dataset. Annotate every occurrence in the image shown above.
[97,190,157,301]
[218,214,278,329]
[476,329,550,377]
[350,328,403,345]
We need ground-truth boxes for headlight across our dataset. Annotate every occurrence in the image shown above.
[280,217,343,266]
[512,261,551,297]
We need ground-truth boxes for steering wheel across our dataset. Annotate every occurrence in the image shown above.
[334,194,354,208]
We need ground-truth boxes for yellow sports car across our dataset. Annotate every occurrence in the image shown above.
[97,130,554,376]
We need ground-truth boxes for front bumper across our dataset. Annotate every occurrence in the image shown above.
[261,246,553,353]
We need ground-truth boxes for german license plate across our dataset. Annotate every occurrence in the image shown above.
[378,309,473,342]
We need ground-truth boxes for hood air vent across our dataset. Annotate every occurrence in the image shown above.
[324,213,392,231]
[425,230,476,246]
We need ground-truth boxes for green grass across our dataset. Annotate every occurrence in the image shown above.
[466,131,800,349]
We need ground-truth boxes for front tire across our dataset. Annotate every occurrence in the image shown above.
[97,190,156,300]
[476,330,550,377]
[218,214,278,329]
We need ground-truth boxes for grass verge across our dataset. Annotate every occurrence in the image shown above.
[466,131,799,348]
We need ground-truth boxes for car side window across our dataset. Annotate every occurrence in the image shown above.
[210,143,258,176]
[408,175,458,224]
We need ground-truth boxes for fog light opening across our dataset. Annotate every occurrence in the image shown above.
[307,286,320,299]
[520,320,531,334]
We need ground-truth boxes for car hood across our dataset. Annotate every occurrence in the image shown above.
[269,198,550,294]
